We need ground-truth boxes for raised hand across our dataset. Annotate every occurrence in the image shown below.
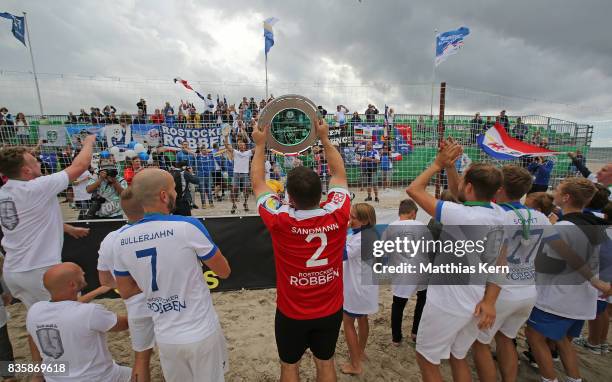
[252,123,269,147]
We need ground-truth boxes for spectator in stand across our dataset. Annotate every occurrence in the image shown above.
[107,112,119,125]
[225,135,253,214]
[317,105,328,118]
[470,112,484,144]
[162,102,174,118]
[72,166,93,219]
[210,143,226,201]
[85,161,127,219]
[176,141,196,168]
[527,156,554,194]
[90,108,102,125]
[66,112,77,124]
[365,104,379,123]
[204,94,215,113]
[539,137,549,150]
[350,111,361,126]
[58,145,75,170]
[150,109,164,124]
[102,105,116,117]
[188,106,201,126]
[249,97,258,112]
[568,150,586,176]
[380,147,393,190]
[484,115,494,130]
[499,109,510,129]
[133,109,146,124]
[119,112,132,126]
[0,107,13,144]
[123,157,143,185]
[136,98,147,116]
[335,105,349,126]
[195,146,215,208]
[513,117,528,141]
[361,141,380,202]
[259,99,267,110]
[78,109,90,123]
[14,113,29,145]
[176,110,187,126]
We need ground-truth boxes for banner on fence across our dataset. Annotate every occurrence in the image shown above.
[328,125,350,146]
[160,124,224,150]
[131,123,162,149]
[39,125,68,147]
[65,124,106,146]
[105,124,132,148]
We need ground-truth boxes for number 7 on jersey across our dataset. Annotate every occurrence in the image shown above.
[136,247,159,291]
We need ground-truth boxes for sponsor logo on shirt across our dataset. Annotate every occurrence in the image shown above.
[147,295,187,314]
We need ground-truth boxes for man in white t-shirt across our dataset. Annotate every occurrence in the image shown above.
[26,262,131,382]
[113,168,231,382]
[224,136,253,214]
[335,105,349,126]
[98,187,153,382]
[72,168,93,216]
[526,177,611,382]
[0,135,95,368]
[406,140,506,382]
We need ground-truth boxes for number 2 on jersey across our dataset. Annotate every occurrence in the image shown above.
[306,233,328,268]
[136,247,159,291]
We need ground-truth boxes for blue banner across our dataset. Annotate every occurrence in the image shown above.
[161,124,224,150]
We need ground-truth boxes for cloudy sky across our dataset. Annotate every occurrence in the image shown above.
[1,0,611,145]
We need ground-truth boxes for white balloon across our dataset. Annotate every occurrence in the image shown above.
[109,146,120,156]
[125,149,136,158]
[134,143,146,153]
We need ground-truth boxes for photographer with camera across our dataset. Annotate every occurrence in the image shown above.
[85,160,127,219]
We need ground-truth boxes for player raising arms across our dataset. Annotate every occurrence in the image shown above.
[251,119,350,382]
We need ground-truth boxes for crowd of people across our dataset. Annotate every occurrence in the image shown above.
[0,109,610,381]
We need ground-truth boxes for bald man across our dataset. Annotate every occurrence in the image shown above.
[26,263,131,382]
[98,187,153,382]
[113,169,231,382]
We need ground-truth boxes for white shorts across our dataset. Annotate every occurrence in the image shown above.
[477,296,536,345]
[3,266,52,309]
[128,316,155,352]
[107,363,132,382]
[416,302,479,364]
[158,327,228,382]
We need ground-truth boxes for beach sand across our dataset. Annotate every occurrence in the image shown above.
[6,286,611,381]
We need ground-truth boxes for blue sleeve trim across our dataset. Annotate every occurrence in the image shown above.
[113,270,130,276]
[342,246,348,261]
[198,245,218,261]
[435,200,444,223]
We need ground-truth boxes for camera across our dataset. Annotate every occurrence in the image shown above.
[85,192,107,219]
[104,168,118,178]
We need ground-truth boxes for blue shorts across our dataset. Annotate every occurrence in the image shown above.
[343,310,367,318]
[527,307,584,341]
[597,300,608,315]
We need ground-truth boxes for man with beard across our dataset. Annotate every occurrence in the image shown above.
[113,168,231,381]
[26,263,131,381]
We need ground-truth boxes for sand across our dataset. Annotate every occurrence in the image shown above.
[6,286,612,381]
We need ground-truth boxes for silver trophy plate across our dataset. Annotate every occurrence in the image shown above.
[258,94,319,154]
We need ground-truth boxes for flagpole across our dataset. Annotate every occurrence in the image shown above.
[23,12,44,116]
[429,28,438,118]
[265,53,269,99]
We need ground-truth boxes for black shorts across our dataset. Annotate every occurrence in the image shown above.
[211,171,223,186]
[363,169,377,187]
[275,308,342,364]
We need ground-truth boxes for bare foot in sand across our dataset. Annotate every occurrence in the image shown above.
[341,362,363,375]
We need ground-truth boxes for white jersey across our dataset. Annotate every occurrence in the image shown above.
[497,202,552,301]
[26,300,123,382]
[97,226,149,319]
[0,171,69,272]
[343,230,378,315]
[73,170,92,202]
[112,213,219,345]
[535,220,600,320]
[232,149,252,174]
[382,219,432,298]
[426,201,505,317]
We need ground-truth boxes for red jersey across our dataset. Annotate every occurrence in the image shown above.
[258,187,350,319]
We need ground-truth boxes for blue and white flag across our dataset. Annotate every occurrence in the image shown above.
[0,12,26,46]
[435,26,470,66]
[263,17,279,56]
